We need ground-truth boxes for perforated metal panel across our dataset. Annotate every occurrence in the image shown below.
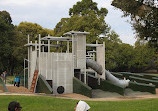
[76,35,86,71]
[52,53,73,94]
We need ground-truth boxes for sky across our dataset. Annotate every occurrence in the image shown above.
[0,0,137,45]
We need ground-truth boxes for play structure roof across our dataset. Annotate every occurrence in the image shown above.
[41,36,72,41]
[64,31,90,35]
[24,43,64,47]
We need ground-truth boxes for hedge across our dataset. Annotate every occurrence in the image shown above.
[35,75,53,94]
[99,79,125,95]
[128,81,156,94]
[129,76,158,88]
[73,77,92,98]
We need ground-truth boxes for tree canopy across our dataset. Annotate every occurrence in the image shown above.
[17,22,54,41]
[0,11,27,74]
[112,0,158,50]
[69,0,108,17]
[54,0,113,44]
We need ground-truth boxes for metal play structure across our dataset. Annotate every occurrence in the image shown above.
[24,31,129,94]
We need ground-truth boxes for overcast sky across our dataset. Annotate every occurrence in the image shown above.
[0,0,137,45]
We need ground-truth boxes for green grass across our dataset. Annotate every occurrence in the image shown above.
[0,95,158,111]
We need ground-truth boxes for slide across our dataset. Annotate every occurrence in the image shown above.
[86,59,130,88]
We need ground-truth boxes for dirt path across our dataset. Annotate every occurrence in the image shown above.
[1,85,158,101]
[6,85,31,93]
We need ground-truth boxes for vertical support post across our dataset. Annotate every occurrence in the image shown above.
[35,41,37,51]
[24,59,25,87]
[39,34,41,74]
[96,40,100,84]
[61,41,63,53]
[46,51,48,79]
[48,35,50,53]
[67,41,69,53]
[57,41,59,52]
[42,41,44,52]
[29,41,32,79]
[27,35,30,85]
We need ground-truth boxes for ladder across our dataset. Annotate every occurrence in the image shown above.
[30,70,39,92]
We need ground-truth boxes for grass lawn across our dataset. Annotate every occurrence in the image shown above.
[0,95,158,111]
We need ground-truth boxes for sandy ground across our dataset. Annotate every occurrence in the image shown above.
[6,85,31,93]
[1,84,158,101]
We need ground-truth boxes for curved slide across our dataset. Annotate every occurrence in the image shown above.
[86,59,130,88]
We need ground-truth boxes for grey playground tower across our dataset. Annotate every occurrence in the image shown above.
[24,31,105,94]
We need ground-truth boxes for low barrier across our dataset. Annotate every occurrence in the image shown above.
[99,79,125,95]
[128,81,156,94]
[35,75,53,94]
[129,76,158,88]
[73,77,92,98]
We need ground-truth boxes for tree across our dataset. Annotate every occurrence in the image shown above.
[0,10,28,74]
[17,22,54,41]
[97,31,122,71]
[129,44,156,72]
[112,0,158,50]
[115,43,134,71]
[0,10,12,25]
[54,0,111,44]
[69,0,107,17]
[0,11,14,73]
[105,42,134,72]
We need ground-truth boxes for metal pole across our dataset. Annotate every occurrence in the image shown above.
[39,34,41,74]
[24,59,25,87]
[67,41,69,53]
[27,35,30,88]
[48,36,50,53]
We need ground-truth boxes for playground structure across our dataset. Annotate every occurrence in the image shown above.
[24,31,107,94]
[24,31,156,97]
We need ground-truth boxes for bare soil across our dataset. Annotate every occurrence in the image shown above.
[6,85,31,93]
[1,85,158,101]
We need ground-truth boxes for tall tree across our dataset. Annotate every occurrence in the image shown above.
[17,22,54,41]
[0,11,14,73]
[0,11,27,74]
[54,0,112,44]
[112,0,158,50]
[129,44,156,72]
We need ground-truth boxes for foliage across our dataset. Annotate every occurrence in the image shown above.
[54,0,111,44]
[0,11,15,73]
[17,22,54,41]
[69,0,108,17]
[129,44,156,72]
[115,43,134,71]
[0,11,27,75]
[112,0,158,50]
[154,53,158,71]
